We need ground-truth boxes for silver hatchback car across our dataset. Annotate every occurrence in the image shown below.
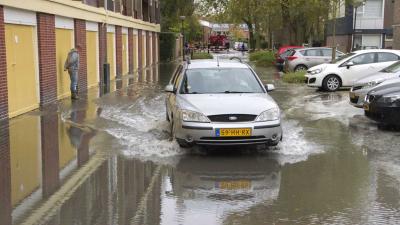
[284,47,344,72]
[165,59,283,148]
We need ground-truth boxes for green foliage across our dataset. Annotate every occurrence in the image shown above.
[160,33,177,62]
[282,71,307,83]
[191,52,213,59]
[249,51,275,67]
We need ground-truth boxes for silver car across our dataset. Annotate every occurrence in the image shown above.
[165,60,283,148]
[284,47,344,72]
[349,61,400,108]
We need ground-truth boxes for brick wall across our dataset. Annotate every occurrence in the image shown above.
[98,23,107,84]
[74,19,87,93]
[41,112,59,197]
[128,28,134,74]
[393,0,400,49]
[115,26,122,77]
[37,13,57,106]
[326,35,352,53]
[138,29,142,72]
[0,6,8,120]
[0,120,11,225]
[146,31,150,67]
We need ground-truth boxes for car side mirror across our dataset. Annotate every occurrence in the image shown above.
[265,84,275,92]
[164,84,175,93]
[346,61,354,69]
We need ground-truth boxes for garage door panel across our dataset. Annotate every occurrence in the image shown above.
[5,24,39,118]
[86,31,98,88]
[56,28,74,99]
[122,34,128,75]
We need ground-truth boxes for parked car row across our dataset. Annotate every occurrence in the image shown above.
[276,46,400,128]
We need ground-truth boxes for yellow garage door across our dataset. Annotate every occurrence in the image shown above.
[122,33,128,75]
[10,116,40,206]
[5,24,39,118]
[142,34,146,69]
[86,31,98,88]
[107,33,116,79]
[56,28,74,99]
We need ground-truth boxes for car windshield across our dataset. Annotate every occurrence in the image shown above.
[180,68,264,94]
[330,53,356,64]
[381,61,400,73]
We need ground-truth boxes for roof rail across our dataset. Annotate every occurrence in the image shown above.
[229,56,243,63]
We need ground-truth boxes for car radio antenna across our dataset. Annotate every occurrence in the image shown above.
[217,56,220,67]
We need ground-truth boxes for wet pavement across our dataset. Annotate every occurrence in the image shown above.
[1,51,400,225]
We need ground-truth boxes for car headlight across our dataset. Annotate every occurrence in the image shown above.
[308,66,326,75]
[255,108,280,122]
[181,109,210,123]
[379,93,400,104]
[361,80,381,89]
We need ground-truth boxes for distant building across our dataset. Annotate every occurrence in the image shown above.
[198,20,250,44]
[392,0,400,49]
[325,0,393,53]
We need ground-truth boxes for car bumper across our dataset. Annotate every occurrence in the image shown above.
[364,103,400,125]
[349,88,368,108]
[304,74,323,87]
[175,121,283,146]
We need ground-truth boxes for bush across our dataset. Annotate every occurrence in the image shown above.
[282,71,307,83]
[192,52,213,59]
[160,32,177,62]
[249,51,275,67]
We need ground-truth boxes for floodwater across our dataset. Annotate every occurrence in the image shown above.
[1,51,400,225]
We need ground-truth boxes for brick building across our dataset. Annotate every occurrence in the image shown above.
[393,0,400,49]
[325,0,393,53]
[0,0,160,120]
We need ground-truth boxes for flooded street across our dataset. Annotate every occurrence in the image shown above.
[1,52,400,225]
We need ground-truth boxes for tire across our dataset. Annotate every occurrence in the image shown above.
[294,65,308,72]
[323,75,341,92]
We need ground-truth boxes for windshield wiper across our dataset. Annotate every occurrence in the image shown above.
[221,91,254,94]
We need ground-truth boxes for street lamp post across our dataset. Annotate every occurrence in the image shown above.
[180,16,186,61]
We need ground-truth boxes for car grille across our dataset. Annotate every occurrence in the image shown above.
[207,114,257,122]
[350,96,359,104]
[200,136,266,140]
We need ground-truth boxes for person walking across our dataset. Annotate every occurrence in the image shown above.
[64,45,81,100]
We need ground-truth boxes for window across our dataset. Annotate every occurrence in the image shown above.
[364,0,382,17]
[322,49,332,57]
[350,53,375,65]
[180,68,264,94]
[304,49,322,56]
[377,53,399,62]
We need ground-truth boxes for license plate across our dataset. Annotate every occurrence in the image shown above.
[364,104,370,111]
[216,128,251,137]
[217,180,251,190]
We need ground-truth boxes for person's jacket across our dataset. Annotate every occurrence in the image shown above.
[64,49,80,72]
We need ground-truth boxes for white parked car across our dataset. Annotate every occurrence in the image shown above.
[305,49,400,91]
[349,61,400,108]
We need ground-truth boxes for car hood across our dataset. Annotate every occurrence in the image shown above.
[354,72,400,86]
[369,78,400,95]
[177,93,278,116]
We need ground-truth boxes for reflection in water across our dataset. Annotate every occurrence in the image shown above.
[162,155,281,225]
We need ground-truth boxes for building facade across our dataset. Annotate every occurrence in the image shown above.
[0,0,160,120]
[325,0,393,53]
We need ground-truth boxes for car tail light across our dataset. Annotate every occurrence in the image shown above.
[287,56,298,61]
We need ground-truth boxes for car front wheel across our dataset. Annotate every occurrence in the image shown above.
[323,75,341,91]
[294,65,308,72]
